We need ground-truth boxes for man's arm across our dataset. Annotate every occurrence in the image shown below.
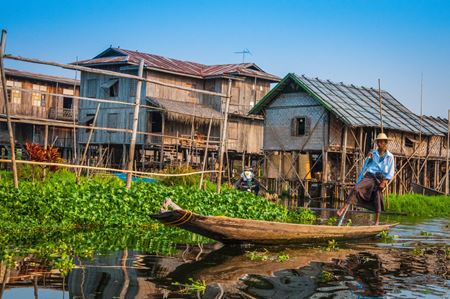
[380,155,395,189]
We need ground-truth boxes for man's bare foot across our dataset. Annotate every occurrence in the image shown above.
[337,208,344,217]
[374,221,379,226]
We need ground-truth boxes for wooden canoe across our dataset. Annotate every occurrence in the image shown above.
[150,208,397,245]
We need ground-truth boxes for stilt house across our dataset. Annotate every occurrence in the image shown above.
[249,73,449,199]
[0,68,80,160]
[75,48,279,169]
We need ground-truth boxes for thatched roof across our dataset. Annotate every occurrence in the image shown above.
[146,97,223,125]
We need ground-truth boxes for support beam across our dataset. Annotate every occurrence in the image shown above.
[446,109,449,195]
[126,59,144,188]
[0,30,18,188]
[216,79,232,193]
[340,126,348,200]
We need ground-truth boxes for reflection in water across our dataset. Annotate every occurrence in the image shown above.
[0,218,448,298]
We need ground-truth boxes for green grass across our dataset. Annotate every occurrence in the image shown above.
[387,194,450,218]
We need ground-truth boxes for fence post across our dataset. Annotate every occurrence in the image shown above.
[126,59,145,188]
[216,78,232,193]
[0,30,18,188]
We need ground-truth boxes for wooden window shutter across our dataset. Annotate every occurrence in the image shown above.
[291,118,298,136]
[304,117,311,136]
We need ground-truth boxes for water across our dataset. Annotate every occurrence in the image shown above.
[1,218,449,298]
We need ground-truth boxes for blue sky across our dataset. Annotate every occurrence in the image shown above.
[2,0,449,117]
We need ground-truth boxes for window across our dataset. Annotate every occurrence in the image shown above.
[85,113,95,132]
[291,117,309,136]
[63,88,74,96]
[40,94,46,107]
[101,79,119,97]
[32,92,41,107]
[87,79,97,98]
[7,80,22,104]
[63,97,73,109]
[405,137,415,148]
[31,84,47,107]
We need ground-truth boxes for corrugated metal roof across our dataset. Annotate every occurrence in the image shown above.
[75,48,280,82]
[250,73,447,136]
[5,68,79,86]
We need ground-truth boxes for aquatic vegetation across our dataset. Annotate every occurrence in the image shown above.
[326,217,337,226]
[388,194,450,217]
[420,230,432,236]
[172,278,207,294]
[320,270,335,283]
[0,170,290,228]
[325,239,338,251]
[277,252,290,262]
[412,247,424,256]
[378,230,394,243]
[286,208,317,224]
[245,249,269,261]
[346,219,352,226]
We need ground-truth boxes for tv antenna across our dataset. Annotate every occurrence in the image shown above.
[234,48,252,63]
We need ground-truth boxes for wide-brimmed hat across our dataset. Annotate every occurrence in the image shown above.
[374,132,391,141]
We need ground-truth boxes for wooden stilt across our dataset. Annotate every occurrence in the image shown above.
[339,126,348,200]
[0,30,18,188]
[216,79,232,193]
[199,118,212,189]
[126,59,145,189]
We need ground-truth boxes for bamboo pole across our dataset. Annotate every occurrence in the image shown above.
[159,113,165,170]
[126,59,145,188]
[216,79,232,193]
[446,109,449,195]
[4,54,228,98]
[71,59,79,165]
[0,159,219,177]
[0,30,18,188]
[0,116,221,144]
[199,118,212,189]
[378,79,383,133]
[78,103,101,178]
[339,126,348,200]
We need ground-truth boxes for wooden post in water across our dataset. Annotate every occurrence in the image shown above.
[78,103,101,178]
[199,118,212,189]
[126,59,145,188]
[446,109,449,195]
[0,30,18,188]
[339,126,348,200]
[216,79,232,193]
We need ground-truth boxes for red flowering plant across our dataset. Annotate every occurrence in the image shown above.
[24,142,65,171]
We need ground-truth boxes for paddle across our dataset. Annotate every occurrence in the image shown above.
[337,156,371,226]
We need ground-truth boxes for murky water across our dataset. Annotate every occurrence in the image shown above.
[1,218,449,298]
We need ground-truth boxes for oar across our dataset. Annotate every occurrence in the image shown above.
[337,156,371,226]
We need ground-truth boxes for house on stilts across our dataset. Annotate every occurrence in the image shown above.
[0,68,80,161]
[249,73,449,202]
[74,47,279,170]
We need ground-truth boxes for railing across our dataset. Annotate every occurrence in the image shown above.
[48,107,77,121]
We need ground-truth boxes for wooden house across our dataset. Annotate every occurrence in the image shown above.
[0,68,80,159]
[249,73,449,199]
[75,48,279,169]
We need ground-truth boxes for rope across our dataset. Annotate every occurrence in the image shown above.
[162,210,193,226]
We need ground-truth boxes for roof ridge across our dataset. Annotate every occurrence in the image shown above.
[297,73,388,92]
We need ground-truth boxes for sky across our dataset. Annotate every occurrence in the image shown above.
[1,0,449,117]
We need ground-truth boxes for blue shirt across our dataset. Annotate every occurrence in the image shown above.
[366,149,395,180]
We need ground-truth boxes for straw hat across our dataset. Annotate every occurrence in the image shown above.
[374,132,391,141]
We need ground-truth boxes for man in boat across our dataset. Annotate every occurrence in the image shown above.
[233,166,260,195]
[337,133,395,225]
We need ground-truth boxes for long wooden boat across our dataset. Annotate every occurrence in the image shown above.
[150,203,397,245]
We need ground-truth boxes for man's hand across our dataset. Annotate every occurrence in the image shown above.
[379,180,387,190]
[367,152,373,159]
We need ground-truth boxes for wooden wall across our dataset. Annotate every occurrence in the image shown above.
[263,91,328,151]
